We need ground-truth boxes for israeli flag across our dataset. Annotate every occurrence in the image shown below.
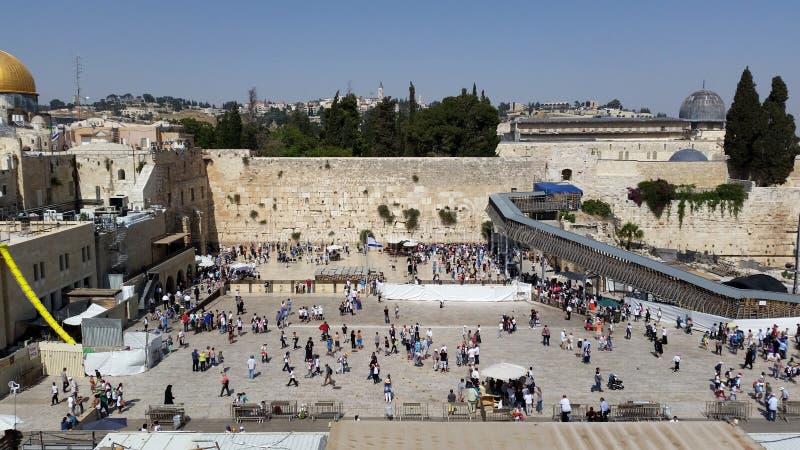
[366,237,383,248]
[51,129,60,141]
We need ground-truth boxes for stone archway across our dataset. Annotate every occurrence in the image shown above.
[186,265,194,284]
[176,270,184,291]
[165,276,175,294]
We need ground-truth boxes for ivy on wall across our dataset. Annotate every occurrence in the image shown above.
[628,179,747,227]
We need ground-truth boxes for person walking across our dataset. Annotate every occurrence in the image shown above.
[592,368,603,392]
[247,355,256,379]
[672,354,681,372]
[50,382,59,405]
[61,368,69,393]
[219,372,231,397]
[286,368,299,387]
[535,386,543,415]
[767,393,778,421]
[163,385,175,404]
[282,352,291,372]
[322,364,335,387]
[541,325,551,346]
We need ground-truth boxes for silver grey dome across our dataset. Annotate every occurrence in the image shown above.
[669,148,708,162]
[679,89,726,122]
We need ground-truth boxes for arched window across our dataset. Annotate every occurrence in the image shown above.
[117,169,126,180]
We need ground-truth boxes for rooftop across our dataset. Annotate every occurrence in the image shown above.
[514,116,685,124]
[0,220,92,245]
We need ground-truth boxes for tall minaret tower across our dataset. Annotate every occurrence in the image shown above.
[377,81,384,100]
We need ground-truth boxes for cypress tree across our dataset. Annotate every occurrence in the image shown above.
[724,67,762,180]
[752,76,800,185]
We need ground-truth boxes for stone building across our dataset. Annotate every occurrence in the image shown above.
[0,221,95,349]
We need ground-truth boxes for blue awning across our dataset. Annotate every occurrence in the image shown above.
[533,182,583,195]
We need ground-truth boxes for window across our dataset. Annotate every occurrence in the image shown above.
[81,247,86,262]
[201,186,205,199]
[1,184,5,196]
[40,262,45,279]
[180,190,184,205]
[118,169,126,180]
[65,253,69,269]
[86,245,91,260]
[33,264,39,281]
[59,255,64,271]
[190,188,195,202]
[140,138,148,148]
[652,151,657,160]
[84,276,91,287]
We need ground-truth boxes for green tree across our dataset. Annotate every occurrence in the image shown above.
[407,86,500,156]
[616,222,644,250]
[752,76,800,186]
[725,67,763,180]
[321,92,363,155]
[362,97,401,156]
[603,99,623,110]
[49,99,66,109]
[180,118,216,149]
[142,93,155,103]
[215,109,243,148]
[402,82,419,156]
[497,102,511,117]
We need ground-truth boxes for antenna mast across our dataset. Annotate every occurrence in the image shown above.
[74,55,84,119]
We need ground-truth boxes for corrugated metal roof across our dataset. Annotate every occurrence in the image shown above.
[514,117,684,124]
[489,192,800,304]
[96,432,328,450]
[327,422,760,450]
[749,433,800,450]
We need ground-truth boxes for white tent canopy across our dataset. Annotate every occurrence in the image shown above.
[63,303,108,326]
[379,281,531,302]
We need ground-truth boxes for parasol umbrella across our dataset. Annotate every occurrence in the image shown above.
[327,245,343,251]
[480,362,527,380]
[0,415,23,431]
[402,240,418,248]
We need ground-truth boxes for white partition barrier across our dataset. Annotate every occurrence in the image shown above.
[380,281,531,302]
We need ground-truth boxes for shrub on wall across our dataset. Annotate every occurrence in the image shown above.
[403,208,420,231]
[481,221,493,241]
[628,180,747,227]
[558,211,576,223]
[377,204,395,223]
[438,207,457,225]
[580,199,612,218]
[291,231,301,241]
[249,210,258,219]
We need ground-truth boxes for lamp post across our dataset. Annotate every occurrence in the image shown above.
[8,381,19,430]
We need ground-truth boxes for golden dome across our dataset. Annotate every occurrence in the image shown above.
[0,50,37,95]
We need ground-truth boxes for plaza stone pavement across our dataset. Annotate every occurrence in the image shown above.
[2,292,799,431]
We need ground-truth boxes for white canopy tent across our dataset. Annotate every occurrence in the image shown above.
[63,304,108,325]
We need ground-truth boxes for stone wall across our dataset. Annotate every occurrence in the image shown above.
[583,186,800,267]
[497,139,724,161]
[204,152,543,244]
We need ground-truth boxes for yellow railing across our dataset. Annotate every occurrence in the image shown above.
[0,244,76,344]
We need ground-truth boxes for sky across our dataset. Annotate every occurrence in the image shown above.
[3,1,799,117]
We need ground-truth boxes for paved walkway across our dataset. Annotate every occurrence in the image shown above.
[2,287,797,431]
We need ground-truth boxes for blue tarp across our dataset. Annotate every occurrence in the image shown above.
[533,182,583,195]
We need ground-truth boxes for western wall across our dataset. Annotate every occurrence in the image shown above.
[203,147,800,269]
